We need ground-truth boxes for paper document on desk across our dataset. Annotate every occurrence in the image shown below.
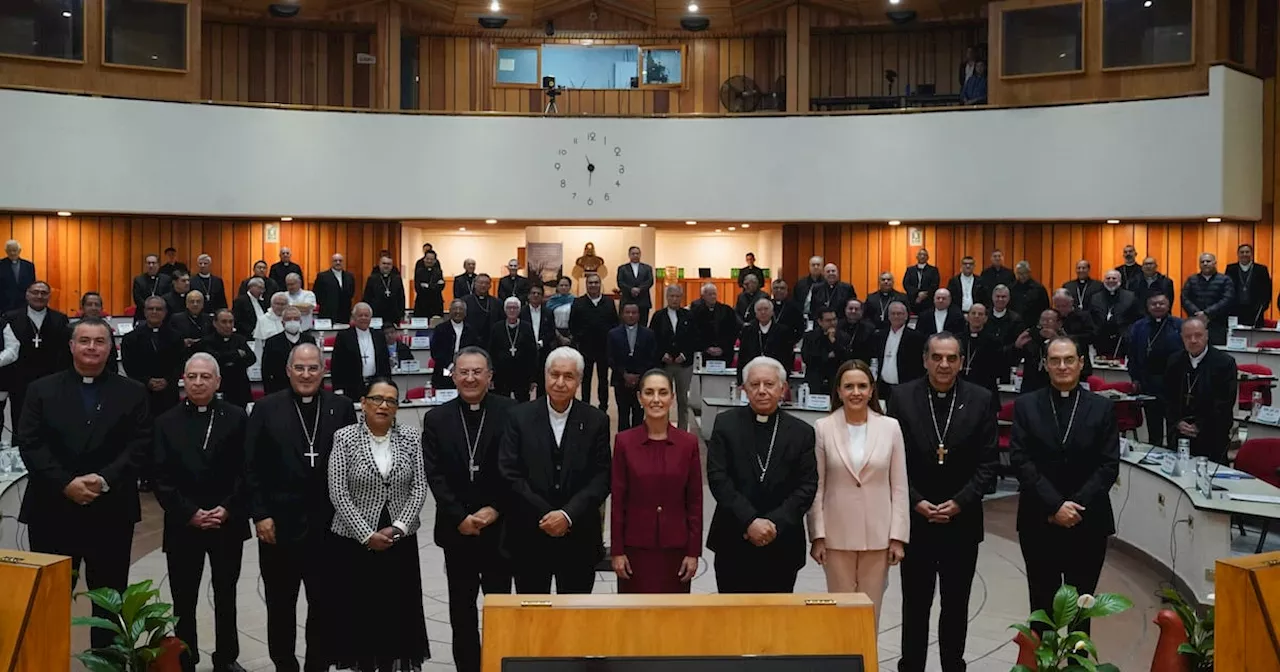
[1227,493,1280,504]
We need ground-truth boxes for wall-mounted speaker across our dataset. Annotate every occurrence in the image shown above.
[885,10,917,24]
[268,3,301,17]
[478,16,508,29]
[680,16,710,31]
[545,20,555,36]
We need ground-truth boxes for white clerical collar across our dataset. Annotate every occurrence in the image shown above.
[754,412,773,423]
[1241,263,1253,271]
[759,322,771,333]
[468,401,482,411]
[82,376,96,384]
[993,309,1007,318]
[1189,348,1208,368]
[197,405,209,413]
[1107,288,1118,295]
[589,294,602,305]
[1058,388,1073,398]
[626,324,637,331]
[151,326,161,332]
[548,399,572,419]
[300,395,315,404]
[199,273,211,278]
[916,263,927,269]
[507,319,519,326]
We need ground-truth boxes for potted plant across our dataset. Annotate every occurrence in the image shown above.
[1009,583,1133,672]
[1158,587,1214,671]
[72,579,186,672]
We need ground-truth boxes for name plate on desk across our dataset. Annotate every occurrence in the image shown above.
[705,360,726,373]
[804,394,832,411]
[1228,316,1239,329]
[371,317,384,329]
[398,360,421,373]
[1256,406,1280,425]
[435,388,457,402]
[410,317,429,328]
[1227,336,1248,350]
[1160,454,1180,475]
[313,318,333,330]
[410,336,430,349]
[116,322,134,335]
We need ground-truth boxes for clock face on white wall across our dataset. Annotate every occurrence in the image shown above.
[555,131,624,207]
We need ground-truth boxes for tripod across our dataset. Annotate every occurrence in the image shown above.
[544,87,561,114]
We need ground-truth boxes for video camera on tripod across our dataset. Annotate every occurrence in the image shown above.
[543,76,566,113]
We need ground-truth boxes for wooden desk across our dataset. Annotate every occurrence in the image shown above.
[0,550,72,671]
[1215,552,1280,669]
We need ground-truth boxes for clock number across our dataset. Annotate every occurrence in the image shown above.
[573,138,578,144]
[572,192,576,199]
[587,197,594,206]
[614,147,622,157]
[560,179,566,188]
[615,180,621,187]
[554,162,561,171]
[558,149,567,155]
[588,132,597,142]
[604,193,610,201]
[618,165,625,175]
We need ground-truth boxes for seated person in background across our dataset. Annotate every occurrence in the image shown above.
[261,306,316,395]
[383,323,415,368]
[962,61,987,105]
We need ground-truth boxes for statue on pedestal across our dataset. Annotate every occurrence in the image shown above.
[572,242,607,280]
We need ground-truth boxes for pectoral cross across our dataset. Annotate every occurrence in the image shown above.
[31,334,41,349]
[936,443,948,465]
[469,462,481,481]
[509,346,518,357]
[385,289,391,297]
[304,448,319,468]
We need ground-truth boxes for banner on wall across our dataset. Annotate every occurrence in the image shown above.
[527,242,564,287]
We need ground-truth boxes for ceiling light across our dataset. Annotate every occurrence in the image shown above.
[685,220,697,225]
[1106,219,1120,224]
[56,211,71,217]
[639,223,648,227]
[1058,53,1066,58]
[489,0,500,10]
[62,11,72,17]
[1143,0,1152,6]
[687,2,698,11]
[888,0,900,4]
[459,226,467,231]
[150,54,158,60]
[741,223,750,228]
[1207,217,1222,223]
[581,39,593,45]
[485,219,497,224]
[715,228,722,233]
[280,216,293,222]
[888,220,901,226]
[728,227,736,231]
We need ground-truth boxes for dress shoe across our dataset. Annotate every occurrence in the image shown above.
[213,662,248,672]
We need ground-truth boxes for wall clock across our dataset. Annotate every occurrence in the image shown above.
[555,131,624,206]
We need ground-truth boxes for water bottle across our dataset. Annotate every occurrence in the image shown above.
[870,358,880,380]
[1176,438,1191,477]
[1252,391,1264,419]
[797,383,809,407]
[693,351,703,370]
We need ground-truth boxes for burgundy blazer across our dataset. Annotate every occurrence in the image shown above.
[610,425,703,557]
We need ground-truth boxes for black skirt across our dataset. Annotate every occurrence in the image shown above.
[327,509,430,671]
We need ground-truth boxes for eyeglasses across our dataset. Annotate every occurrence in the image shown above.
[364,395,400,408]
[290,364,322,374]
[454,367,489,379]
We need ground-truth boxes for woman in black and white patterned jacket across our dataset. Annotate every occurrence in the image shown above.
[327,377,430,672]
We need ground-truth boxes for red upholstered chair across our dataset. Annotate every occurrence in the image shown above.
[1237,363,1273,410]
[793,355,803,373]
[1086,375,1106,391]
[323,334,337,348]
[1261,318,1278,328]
[324,358,333,371]
[1257,339,1280,349]
[251,388,266,401]
[997,401,1015,452]
[124,305,137,317]
[406,386,427,400]
[324,383,334,393]
[1105,381,1145,437]
[427,357,436,370]
[1235,438,1280,552]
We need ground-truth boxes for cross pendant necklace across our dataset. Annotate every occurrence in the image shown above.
[381,275,393,298]
[507,325,519,357]
[928,386,959,465]
[460,407,487,482]
[755,414,780,483]
[295,401,322,468]
[31,333,42,348]
[1056,390,1083,447]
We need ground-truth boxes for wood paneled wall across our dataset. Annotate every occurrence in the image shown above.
[0,214,400,315]
[782,221,1272,317]
[409,35,784,114]
[809,23,986,98]
[0,0,202,100]
[201,21,374,107]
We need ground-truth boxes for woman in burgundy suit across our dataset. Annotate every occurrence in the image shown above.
[611,368,704,593]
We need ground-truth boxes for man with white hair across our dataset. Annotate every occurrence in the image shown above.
[1010,261,1050,321]
[690,282,738,366]
[498,258,532,304]
[499,347,611,594]
[454,258,479,300]
[151,353,251,672]
[331,302,391,399]
[362,254,407,325]
[232,276,269,338]
[794,255,825,318]
[269,247,303,292]
[312,253,356,323]
[1088,269,1138,359]
[0,239,35,314]
[254,292,290,342]
[736,297,796,385]
[706,356,818,593]
[284,273,317,331]
[489,297,538,401]
[192,253,229,314]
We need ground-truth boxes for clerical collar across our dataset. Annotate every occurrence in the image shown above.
[1078,279,1088,284]
[1055,387,1076,398]
[185,399,213,412]
[151,326,161,332]
[1154,317,1164,323]
[293,392,316,404]
[626,324,637,330]
[916,263,927,269]
[1107,288,1117,295]
[199,273,211,278]
[81,376,97,385]
[1189,348,1208,368]
[754,411,775,423]
[929,381,955,398]
[468,402,482,411]
[507,319,519,326]
[993,309,1007,318]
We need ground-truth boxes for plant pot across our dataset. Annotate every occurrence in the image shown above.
[147,636,185,672]
[1013,630,1039,670]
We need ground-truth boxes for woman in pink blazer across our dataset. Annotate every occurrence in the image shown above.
[807,359,910,623]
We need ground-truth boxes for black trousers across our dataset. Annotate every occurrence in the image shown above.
[28,522,134,650]
[614,384,642,431]
[513,558,596,594]
[444,538,513,672]
[1144,399,1166,447]
[259,535,331,672]
[166,529,245,670]
[580,352,609,408]
[1019,527,1108,635]
[713,555,798,594]
[898,539,980,672]
[493,376,532,403]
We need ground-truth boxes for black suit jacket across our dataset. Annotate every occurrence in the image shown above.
[569,295,619,358]
[1088,288,1140,359]
[463,294,502,344]
[422,394,517,550]
[237,275,280,300]
[810,281,857,319]
[1010,386,1119,536]
[616,263,655,309]
[802,328,852,394]
[190,274,228,314]
[498,399,612,564]
[430,321,481,389]
[946,274,991,311]
[915,308,966,338]
[498,274,532,304]
[261,332,318,395]
[863,290,908,329]
[1164,347,1238,463]
[887,378,999,545]
[981,266,1017,293]
[269,261,303,290]
[772,298,805,334]
[313,269,357,321]
[489,319,540,387]
[903,265,941,314]
[16,371,151,528]
[151,401,252,551]
[1019,333,1091,393]
[232,294,268,338]
[1011,280,1051,321]
[331,327,392,399]
[839,318,877,364]
[734,290,767,323]
[958,330,1004,400]
[736,322,796,383]
[689,299,739,362]
[1063,278,1104,311]
[120,323,184,412]
[648,306,697,367]
[873,326,927,384]
[1225,262,1273,325]
[706,407,818,571]
[196,333,257,407]
[0,258,36,313]
[362,272,406,325]
[607,324,658,385]
[0,308,71,393]
[453,273,478,300]
[1134,273,1176,314]
[245,390,359,544]
[169,311,213,353]
[520,304,557,357]
[132,273,173,314]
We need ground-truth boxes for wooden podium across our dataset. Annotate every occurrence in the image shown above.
[482,593,879,672]
[0,550,72,671]
[1216,551,1280,671]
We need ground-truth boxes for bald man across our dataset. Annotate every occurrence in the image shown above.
[1062,260,1103,311]
[269,247,303,292]
[1088,270,1138,359]
[810,264,857,320]
[1181,253,1234,345]
[313,253,356,323]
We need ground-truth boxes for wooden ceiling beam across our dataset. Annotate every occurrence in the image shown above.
[400,0,458,20]
[532,0,597,21]
[594,0,657,24]
[730,0,790,24]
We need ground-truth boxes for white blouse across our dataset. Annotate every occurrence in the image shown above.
[845,422,868,473]
[369,431,393,478]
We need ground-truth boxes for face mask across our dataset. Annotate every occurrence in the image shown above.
[283,321,301,335]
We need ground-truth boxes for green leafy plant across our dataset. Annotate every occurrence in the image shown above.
[1009,584,1133,672]
[72,579,184,672]
[645,52,669,84]
[1159,586,1214,671]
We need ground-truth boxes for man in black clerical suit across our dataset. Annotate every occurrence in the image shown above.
[499,347,611,594]
[864,272,909,330]
[498,258,532,304]
[165,270,192,317]
[192,254,229,314]
[464,273,503,344]
[738,252,766,290]
[1011,262,1050,322]
[1116,245,1143,291]
[246,343,358,672]
[132,253,173,318]
[981,250,1017,293]
[957,304,1003,414]
[1127,295,1183,447]
[170,289,213,355]
[454,258,479,301]
[1015,310,1088,394]
[707,355,818,593]
[0,240,36,314]
[331,303,391,400]
[78,292,119,374]
[432,299,480,390]
[1,281,71,428]
[152,354,251,672]
[261,307,316,395]
[888,333,999,672]
[903,248,941,316]
[197,310,258,408]
[872,301,927,401]
[616,246,655,325]
[795,256,826,319]
[608,303,658,431]
[122,296,184,418]
[521,284,557,394]
[1051,291,1095,372]
[810,264,857,320]
[1135,257,1177,315]
[569,273,619,411]
[916,289,966,338]
[17,318,150,649]
[489,297,539,402]
[769,280,804,335]
[1010,336,1119,636]
[1089,270,1140,360]
[269,247,303,292]
[413,248,446,319]
[1164,317,1238,463]
[837,299,877,364]
[159,247,188,279]
[802,308,849,395]
[1063,260,1105,311]
[988,286,1025,381]
[1226,243,1272,327]
[362,255,406,326]
[690,283,739,365]
[650,284,698,431]
[232,278,269,338]
[423,347,515,672]
[737,297,796,385]
[946,256,990,314]
[312,253,357,323]
[734,275,766,324]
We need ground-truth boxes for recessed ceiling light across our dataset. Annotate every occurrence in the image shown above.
[715,228,722,233]
[150,54,158,60]
[280,216,293,222]
[888,0,900,4]
[1058,53,1067,58]
[1106,219,1120,224]
[489,0,500,10]
[581,39,593,45]
[685,220,697,225]
[485,219,498,224]
[687,2,698,11]
[1207,217,1222,223]
[61,11,72,17]
[728,227,736,231]
[56,211,72,217]
[888,220,901,226]
[741,223,751,228]
[639,223,648,228]
[459,227,467,231]
[1143,0,1152,6]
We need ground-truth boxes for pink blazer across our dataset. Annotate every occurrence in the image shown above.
[806,411,910,551]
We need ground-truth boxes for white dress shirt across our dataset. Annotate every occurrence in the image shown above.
[959,274,975,311]
[1189,348,1208,370]
[881,327,904,384]
[667,307,679,332]
[589,294,602,306]
[333,268,344,287]
[356,327,376,377]
[630,262,640,277]
[547,399,574,526]
[934,310,947,333]
[0,324,18,367]
[27,307,46,331]
[451,320,464,352]
[845,422,868,473]
[288,290,318,330]
[369,433,393,478]
[529,305,543,328]
[993,309,1007,319]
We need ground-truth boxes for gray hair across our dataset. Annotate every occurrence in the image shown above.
[4,239,20,251]
[282,306,302,320]
[741,355,786,384]
[700,282,717,294]
[351,302,372,317]
[270,291,289,306]
[1051,288,1072,301]
[754,296,773,311]
[185,352,221,378]
[544,346,585,376]
[992,283,1009,294]
[665,284,684,297]
[197,254,212,264]
[285,272,301,284]
[247,277,265,289]
[287,342,323,366]
[503,297,521,309]
[1015,261,1031,273]
[808,256,823,266]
